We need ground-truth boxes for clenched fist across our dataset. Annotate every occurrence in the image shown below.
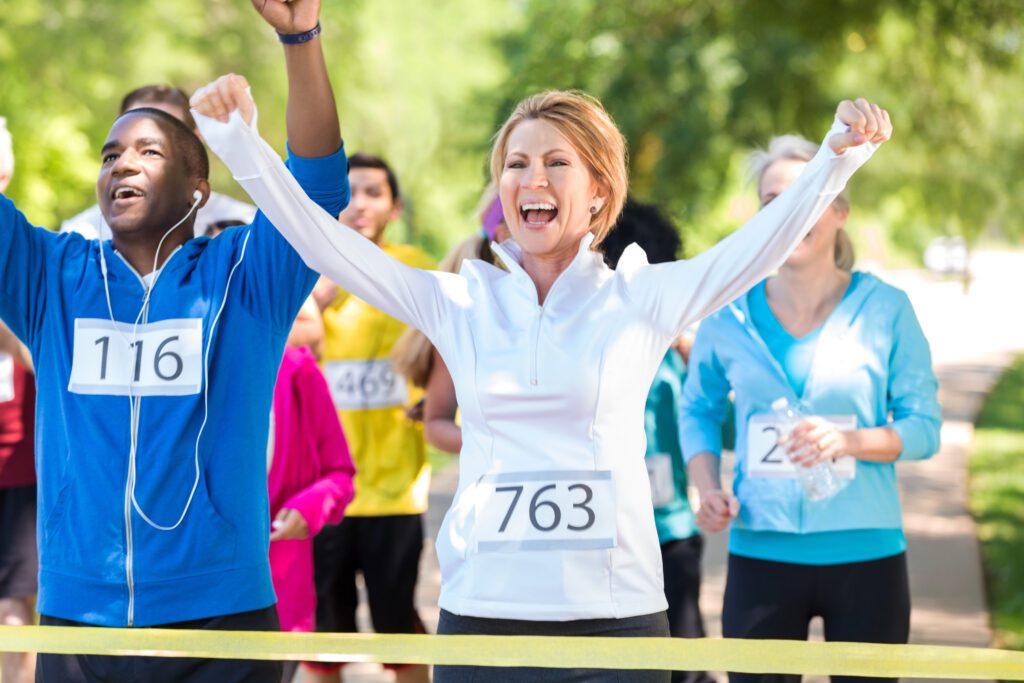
[189,74,255,126]
[828,98,892,154]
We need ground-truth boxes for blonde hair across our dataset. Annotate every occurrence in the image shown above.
[749,134,854,271]
[392,233,499,388]
[0,118,13,181]
[489,90,627,247]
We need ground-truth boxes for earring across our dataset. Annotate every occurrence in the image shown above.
[590,205,599,215]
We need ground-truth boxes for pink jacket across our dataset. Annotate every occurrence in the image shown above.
[268,346,355,632]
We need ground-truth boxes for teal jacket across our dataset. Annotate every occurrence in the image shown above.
[645,349,699,543]
[680,273,941,534]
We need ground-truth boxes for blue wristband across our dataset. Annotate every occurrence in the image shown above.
[277,21,321,45]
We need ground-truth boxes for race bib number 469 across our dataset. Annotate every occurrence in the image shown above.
[474,470,617,553]
[68,318,203,396]
[324,359,407,410]
[0,353,13,402]
[747,414,857,479]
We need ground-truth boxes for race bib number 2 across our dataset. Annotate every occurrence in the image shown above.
[0,353,13,402]
[68,318,203,396]
[747,414,857,479]
[475,470,617,553]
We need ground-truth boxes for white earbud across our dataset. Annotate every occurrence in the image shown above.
[193,189,203,204]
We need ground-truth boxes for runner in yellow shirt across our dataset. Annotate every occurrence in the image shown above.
[306,153,434,683]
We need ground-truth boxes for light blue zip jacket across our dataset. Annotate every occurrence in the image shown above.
[680,273,941,533]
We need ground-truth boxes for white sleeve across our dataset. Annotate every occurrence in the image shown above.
[624,117,878,339]
[193,108,453,340]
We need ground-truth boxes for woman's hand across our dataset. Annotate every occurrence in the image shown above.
[695,489,740,533]
[189,74,255,126]
[784,417,851,467]
[828,98,892,154]
[269,508,310,541]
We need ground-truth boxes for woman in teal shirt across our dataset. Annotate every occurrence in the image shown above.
[680,133,941,683]
[603,201,713,683]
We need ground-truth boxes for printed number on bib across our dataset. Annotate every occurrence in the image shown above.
[747,414,857,479]
[646,454,675,508]
[68,318,203,396]
[475,470,616,552]
[0,353,13,402]
[324,360,407,410]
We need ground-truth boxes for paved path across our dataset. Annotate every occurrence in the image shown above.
[325,251,1023,682]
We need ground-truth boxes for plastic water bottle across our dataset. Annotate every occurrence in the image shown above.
[771,398,846,502]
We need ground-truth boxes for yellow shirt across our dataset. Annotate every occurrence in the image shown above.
[321,242,436,516]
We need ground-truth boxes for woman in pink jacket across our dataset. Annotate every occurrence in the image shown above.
[267,344,355,682]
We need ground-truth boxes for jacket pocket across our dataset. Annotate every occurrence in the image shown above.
[735,478,802,533]
[132,475,238,581]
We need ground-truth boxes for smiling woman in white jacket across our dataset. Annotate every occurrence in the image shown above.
[190,75,890,682]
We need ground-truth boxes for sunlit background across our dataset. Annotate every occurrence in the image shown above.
[2,1,1023,671]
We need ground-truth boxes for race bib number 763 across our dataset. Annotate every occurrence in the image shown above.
[68,318,203,396]
[474,470,617,553]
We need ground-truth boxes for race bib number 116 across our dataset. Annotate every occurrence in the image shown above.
[68,318,203,396]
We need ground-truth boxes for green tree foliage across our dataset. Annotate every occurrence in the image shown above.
[493,0,1023,257]
[0,0,510,253]
[0,1,1020,261]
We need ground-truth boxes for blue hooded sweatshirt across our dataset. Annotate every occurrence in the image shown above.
[680,273,941,548]
[0,145,348,627]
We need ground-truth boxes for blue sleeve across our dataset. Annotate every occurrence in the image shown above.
[679,323,733,462]
[238,142,350,331]
[887,293,942,461]
[0,195,55,347]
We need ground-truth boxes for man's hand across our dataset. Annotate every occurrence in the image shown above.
[190,74,256,126]
[695,489,739,533]
[269,508,310,541]
[251,0,320,35]
[828,98,892,154]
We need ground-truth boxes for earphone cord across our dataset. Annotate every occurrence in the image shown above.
[130,228,252,531]
[98,195,216,533]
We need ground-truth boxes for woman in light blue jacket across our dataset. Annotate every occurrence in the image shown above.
[680,134,941,683]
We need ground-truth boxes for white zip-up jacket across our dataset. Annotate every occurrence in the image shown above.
[197,108,877,621]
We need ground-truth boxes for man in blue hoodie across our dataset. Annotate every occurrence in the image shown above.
[0,1,347,681]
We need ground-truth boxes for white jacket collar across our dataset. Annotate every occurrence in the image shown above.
[490,232,601,280]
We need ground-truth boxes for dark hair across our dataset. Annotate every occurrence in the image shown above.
[601,199,682,268]
[120,85,196,130]
[118,107,209,180]
[348,152,400,201]
[205,219,247,237]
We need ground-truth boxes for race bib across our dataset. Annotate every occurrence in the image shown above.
[646,454,675,508]
[324,359,407,410]
[0,353,13,402]
[475,470,617,552]
[68,318,203,397]
[747,414,857,479]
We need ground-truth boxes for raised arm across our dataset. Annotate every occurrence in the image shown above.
[192,90,458,342]
[0,196,55,350]
[626,99,892,340]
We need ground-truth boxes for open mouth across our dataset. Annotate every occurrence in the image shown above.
[519,201,558,227]
[110,185,146,203]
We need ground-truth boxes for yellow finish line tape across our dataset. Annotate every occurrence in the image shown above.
[1,627,1022,679]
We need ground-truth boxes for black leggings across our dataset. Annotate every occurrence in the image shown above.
[722,552,910,683]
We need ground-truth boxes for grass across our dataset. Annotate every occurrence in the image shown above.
[969,356,1024,651]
